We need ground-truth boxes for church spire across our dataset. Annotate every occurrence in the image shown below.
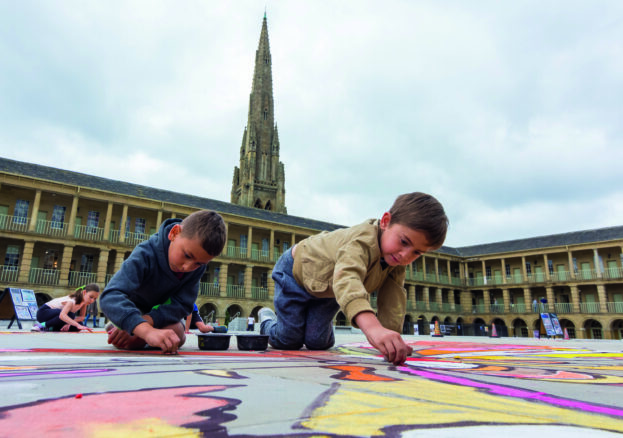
[231,14,287,214]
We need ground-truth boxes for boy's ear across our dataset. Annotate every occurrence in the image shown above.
[380,212,392,230]
[168,224,182,240]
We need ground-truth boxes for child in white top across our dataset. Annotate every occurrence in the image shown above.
[32,284,100,332]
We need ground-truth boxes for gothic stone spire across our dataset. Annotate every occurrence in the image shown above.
[231,15,287,214]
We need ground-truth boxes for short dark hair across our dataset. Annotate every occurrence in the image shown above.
[389,192,448,248]
[180,210,227,256]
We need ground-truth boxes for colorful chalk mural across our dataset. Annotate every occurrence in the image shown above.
[1,338,623,437]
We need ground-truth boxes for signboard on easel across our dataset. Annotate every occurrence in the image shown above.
[540,312,558,337]
[549,312,564,336]
[0,287,38,329]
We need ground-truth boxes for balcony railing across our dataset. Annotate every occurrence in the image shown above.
[250,249,271,263]
[415,301,427,310]
[226,246,246,259]
[68,271,97,287]
[604,267,623,280]
[607,302,623,313]
[226,284,245,298]
[511,303,526,313]
[251,287,269,300]
[200,282,220,297]
[34,219,68,237]
[74,224,105,241]
[579,302,601,313]
[0,214,30,232]
[0,265,20,283]
[29,268,60,285]
[554,302,573,313]
[125,231,149,247]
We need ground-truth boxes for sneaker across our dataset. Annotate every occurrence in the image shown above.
[30,323,43,332]
[258,307,277,325]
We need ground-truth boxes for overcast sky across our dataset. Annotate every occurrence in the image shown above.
[1,1,621,248]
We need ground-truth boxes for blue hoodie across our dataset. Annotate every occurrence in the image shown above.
[100,218,206,335]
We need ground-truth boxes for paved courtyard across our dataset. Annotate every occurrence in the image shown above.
[1,323,623,437]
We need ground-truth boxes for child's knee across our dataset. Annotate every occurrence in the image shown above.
[304,338,334,350]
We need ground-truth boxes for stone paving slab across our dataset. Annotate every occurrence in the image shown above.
[1,326,623,437]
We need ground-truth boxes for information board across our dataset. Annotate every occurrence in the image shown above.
[540,312,558,337]
[549,312,564,336]
[0,287,38,329]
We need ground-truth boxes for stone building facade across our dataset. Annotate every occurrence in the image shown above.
[0,156,622,339]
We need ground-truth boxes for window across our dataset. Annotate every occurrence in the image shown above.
[80,254,94,272]
[573,258,579,273]
[135,218,146,235]
[261,272,268,288]
[51,205,66,229]
[87,211,100,233]
[213,267,220,285]
[263,109,268,120]
[4,246,19,268]
[485,266,491,278]
[505,264,511,277]
[525,262,532,275]
[261,238,269,253]
[125,217,131,237]
[43,250,59,269]
[237,271,245,286]
[548,259,554,274]
[240,235,247,252]
[282,241,290,252]
[13,200,29,225]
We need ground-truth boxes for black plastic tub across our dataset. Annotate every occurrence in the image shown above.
[236,334,269,351]
[197,333,232,351]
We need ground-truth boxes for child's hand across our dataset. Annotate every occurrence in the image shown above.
[365,326,413,365]
[107,327,139,349]
[355,311,413,366]
[143,327,181,354]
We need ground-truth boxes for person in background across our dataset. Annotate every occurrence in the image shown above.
[32,284,100,332]
[84,298,99,328]
[185,303,214,334]
[247,315,255,331]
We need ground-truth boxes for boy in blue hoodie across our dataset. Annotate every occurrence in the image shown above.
[101,210,226,354]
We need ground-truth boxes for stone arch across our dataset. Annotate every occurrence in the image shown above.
[417,314,429,335]
[511,318,529,337]
[199,302,218,323]
[609,318,623,340]
[403,314,413,334]
[559,318,576,339]
[443,316,454,335]
[264,200,272,211]
[225,304,244,326]
[491,317,508,337]
[35,292,53,307]
[250,305,263,320]
[456,317,465,336]
[583,319,603,339]
[473,317,486,336]
[335,311,347,326]
[254,198,263,209]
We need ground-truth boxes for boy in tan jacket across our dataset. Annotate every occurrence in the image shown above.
[259,192,448,365]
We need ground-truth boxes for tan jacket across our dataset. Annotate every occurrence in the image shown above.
[292,219,406,333]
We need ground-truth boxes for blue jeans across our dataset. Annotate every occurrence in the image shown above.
[262,248,340,350]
